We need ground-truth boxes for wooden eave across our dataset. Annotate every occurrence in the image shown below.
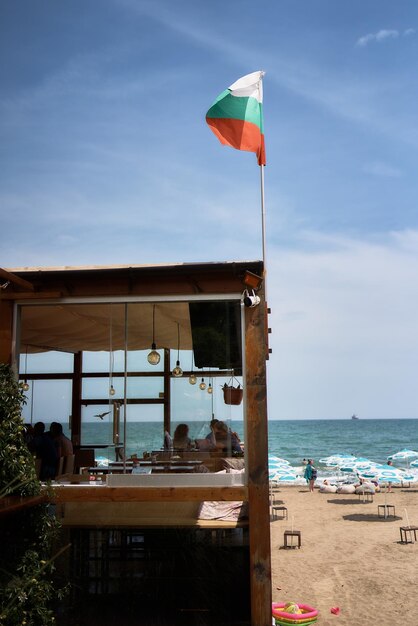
[2,260,264,299]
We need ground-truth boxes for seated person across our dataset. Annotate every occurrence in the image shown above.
[163,430,173,451]
[214,421,242,454]
[29,421,59,481]
[173,423,193,450]
[205,418,219,447]
[50,421,73,457]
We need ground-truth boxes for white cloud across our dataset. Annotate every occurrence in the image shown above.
[356,28,415,47]
[356,29,399,47]
[362,161,402,178]
[114,3,418,149]
[266,230,418,419]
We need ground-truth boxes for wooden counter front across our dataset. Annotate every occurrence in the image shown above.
[48,484,248,503]
[0,494,47,517]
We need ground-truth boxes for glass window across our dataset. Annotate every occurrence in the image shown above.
[18,297,245,485]
[20,351,73,374]
[20,379,72,429]
[83,350,125,374]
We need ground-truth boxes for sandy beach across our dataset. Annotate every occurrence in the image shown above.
[270,484,418,626]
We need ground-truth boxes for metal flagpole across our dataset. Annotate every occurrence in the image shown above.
[259,70,267,292]
[260,164,266,267]
[123,303,128,472]
[260,164,267,298]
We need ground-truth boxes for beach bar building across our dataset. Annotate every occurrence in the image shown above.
[0,261,271,625]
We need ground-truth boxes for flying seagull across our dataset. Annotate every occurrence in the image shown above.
[94,411,110,420]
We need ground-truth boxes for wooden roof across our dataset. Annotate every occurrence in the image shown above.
[3,260,264,355]
[2,260,264,299]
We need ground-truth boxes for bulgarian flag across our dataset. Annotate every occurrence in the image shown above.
[206,71,266,166]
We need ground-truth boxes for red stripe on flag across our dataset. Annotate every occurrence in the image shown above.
[206,117,265,166]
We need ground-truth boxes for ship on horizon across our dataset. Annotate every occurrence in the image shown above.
[351,414,359,420]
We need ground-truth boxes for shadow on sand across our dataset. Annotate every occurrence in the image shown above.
[327,498,369,505]
[342,513,403,523]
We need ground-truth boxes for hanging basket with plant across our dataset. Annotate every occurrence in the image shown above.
[222,376,243,405]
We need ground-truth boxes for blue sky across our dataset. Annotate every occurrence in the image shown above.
[2,0,418,419]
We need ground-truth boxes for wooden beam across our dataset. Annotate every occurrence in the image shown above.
[80,369,223,378]
[81,398,164,405]
[0,267,34,291]
[0,299,13,364]
[3,261,263,299]
[0,291,62,300]
[245,288,272,626]
[48,485,248,502]
[71,352,82,447]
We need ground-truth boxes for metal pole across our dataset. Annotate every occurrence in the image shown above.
[260,164,268,303]
[260,164,266,269]
[123,303,128,472]
[30,380,34,424]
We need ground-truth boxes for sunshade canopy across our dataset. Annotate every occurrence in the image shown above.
[20,302,193,354]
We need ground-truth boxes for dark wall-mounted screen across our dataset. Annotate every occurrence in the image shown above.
[189,301,242,374]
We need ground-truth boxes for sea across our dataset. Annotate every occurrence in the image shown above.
[75,418,418,472]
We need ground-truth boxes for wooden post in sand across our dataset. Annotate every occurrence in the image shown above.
[246,289,272,626]
[404,508,411,528]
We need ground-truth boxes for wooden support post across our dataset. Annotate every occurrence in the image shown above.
[71,352,82,446]
[0,300,13,365]
[246,295,272,626]
[163,348,171,436]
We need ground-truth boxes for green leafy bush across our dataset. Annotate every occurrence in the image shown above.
[0,363,68,625]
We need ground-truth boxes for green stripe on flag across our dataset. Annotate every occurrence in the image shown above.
[206,91,263,131]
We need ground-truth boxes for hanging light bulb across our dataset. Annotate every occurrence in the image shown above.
[207,382,213,394]
[109,307,116,397]
[199,378,206,390]
[189,352,196,384]
[21,346,29,391]
[148,346,160,365]
[147,305,161,365]
[172,322,183,377]
[172,360,183,377]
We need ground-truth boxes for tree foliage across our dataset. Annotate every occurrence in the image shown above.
[0,364,38,497]
[0,363,68,625]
